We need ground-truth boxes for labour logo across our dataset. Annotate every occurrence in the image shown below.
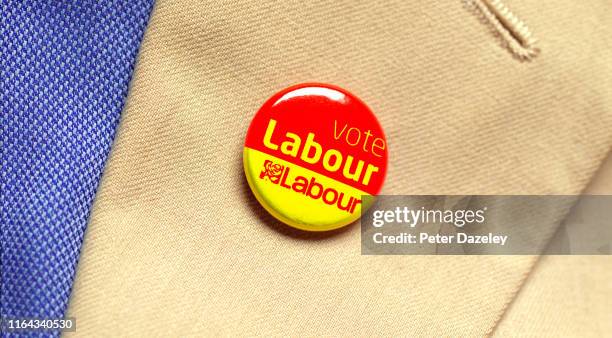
[260,160,284,183]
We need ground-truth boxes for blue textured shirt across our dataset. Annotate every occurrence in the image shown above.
[1,1,154,336]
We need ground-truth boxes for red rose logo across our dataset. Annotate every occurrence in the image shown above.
[260,160,284,183]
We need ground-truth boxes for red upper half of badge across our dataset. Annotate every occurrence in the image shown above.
[245,83,388,195]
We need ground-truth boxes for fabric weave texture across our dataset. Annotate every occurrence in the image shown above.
[0,1,154,336]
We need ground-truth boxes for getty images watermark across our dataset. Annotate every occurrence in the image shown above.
[361,195,612,255]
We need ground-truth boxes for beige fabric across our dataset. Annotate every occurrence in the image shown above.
[67,0,612,336]
[494,154,612,337]
[494,256,612,337]
[584,153,612,195]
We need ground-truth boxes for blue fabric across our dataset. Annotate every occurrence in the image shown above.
[1,1,154,336]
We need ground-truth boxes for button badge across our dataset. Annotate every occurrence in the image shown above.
[244,83,388,231]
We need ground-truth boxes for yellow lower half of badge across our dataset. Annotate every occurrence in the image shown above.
[243,147,372,231]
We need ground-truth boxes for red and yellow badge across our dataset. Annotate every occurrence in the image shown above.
[244,83,388,231]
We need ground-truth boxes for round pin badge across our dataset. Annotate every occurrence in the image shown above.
[243,83,388,232]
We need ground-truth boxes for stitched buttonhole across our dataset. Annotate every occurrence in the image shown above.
[465,0,540,61]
